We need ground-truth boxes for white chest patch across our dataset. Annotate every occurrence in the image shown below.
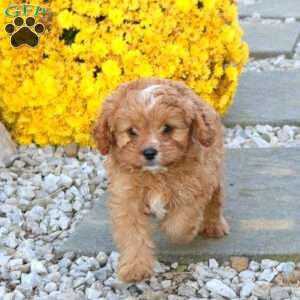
[140,85,163,108]
[149,195,167,220]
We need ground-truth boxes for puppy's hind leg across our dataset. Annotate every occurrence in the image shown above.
[201,185,230,238]
[160,206,202,244]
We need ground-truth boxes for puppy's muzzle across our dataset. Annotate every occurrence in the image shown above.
[143,147,158,161]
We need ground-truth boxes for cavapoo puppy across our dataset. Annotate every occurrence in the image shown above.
[92,78,229,282]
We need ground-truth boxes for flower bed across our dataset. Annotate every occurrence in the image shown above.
[0,0,248,146]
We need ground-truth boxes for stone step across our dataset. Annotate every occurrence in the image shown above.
[223,70,300,127]
[0,122,17,167]
[241,23,300,58]
[239,0,300,19]
[58,148,300,263]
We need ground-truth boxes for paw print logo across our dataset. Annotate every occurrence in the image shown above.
[5,16,45,48]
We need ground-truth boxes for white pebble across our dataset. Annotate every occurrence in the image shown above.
[261,259,279,270]
[209,258,219,269]
[96,252,108,266]
[43,174,60,193]
[86,287,102,299]
[249,261,260,272]
[31,260,47,274]
[44,282,57,293]
[20,272,41,290]
[276,262,295,275]
[258,268,278,282]
[240,270,256,282]
[240,280,256,297]
[206,279,236,298]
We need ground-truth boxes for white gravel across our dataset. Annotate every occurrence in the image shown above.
[0,145,107,298]
[0,127,299,299]
[245,56,300,72]
[225,125,300,148]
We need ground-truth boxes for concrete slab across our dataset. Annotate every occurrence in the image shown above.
[239,0,300,19]
[241,23,300,58]
[223,71,300,127]
[58,148,300,263]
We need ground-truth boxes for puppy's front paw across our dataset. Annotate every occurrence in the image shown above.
[118,259,154,283]
[202,217,230,238]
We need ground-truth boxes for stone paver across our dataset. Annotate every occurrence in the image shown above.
[223,71,300,127]
[242,23,300,58]
[0,122,16,167]
[58,148,300,263]
[239,0,300,19]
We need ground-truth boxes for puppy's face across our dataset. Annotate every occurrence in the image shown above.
[113,87,192,171]
[92,80,216,172]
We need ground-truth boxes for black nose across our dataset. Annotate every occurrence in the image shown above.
[143,148,158,160]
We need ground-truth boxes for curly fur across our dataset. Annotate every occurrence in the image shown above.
[92,78,229,282]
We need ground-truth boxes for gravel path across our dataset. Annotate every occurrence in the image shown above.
[0,125,300,299]
[225,125,300,148]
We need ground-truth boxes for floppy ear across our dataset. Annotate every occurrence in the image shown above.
[164,79,217,147]
[192,102,217,147]
[91,101,114,156]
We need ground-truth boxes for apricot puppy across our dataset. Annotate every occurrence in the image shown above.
[92,78,229,282]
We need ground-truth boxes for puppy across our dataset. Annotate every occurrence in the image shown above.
[92,78,229,282]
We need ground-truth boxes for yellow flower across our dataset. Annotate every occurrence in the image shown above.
[111,37,127,55]
[102,60,121,77]
[108,9,124,26]
[57,10,75,29]
[124,0,139,10]
[80,76,95,97]
[17,135,33,144]
[175,0,196,12]
[203,0,216,10]
[226,66,238,81]
[91,40,109,57]
[136,63,153,77]
[66,116,84,128]
[221,26,236,43]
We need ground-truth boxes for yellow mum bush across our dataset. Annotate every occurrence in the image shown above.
[0,0,248,146]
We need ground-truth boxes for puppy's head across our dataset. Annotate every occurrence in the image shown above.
[92,79,217,172]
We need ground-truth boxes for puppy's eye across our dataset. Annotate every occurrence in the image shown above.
[127,128,138,137]
[161,124,173,134]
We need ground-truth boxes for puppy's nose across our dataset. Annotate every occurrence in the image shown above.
[143,148,158,160]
